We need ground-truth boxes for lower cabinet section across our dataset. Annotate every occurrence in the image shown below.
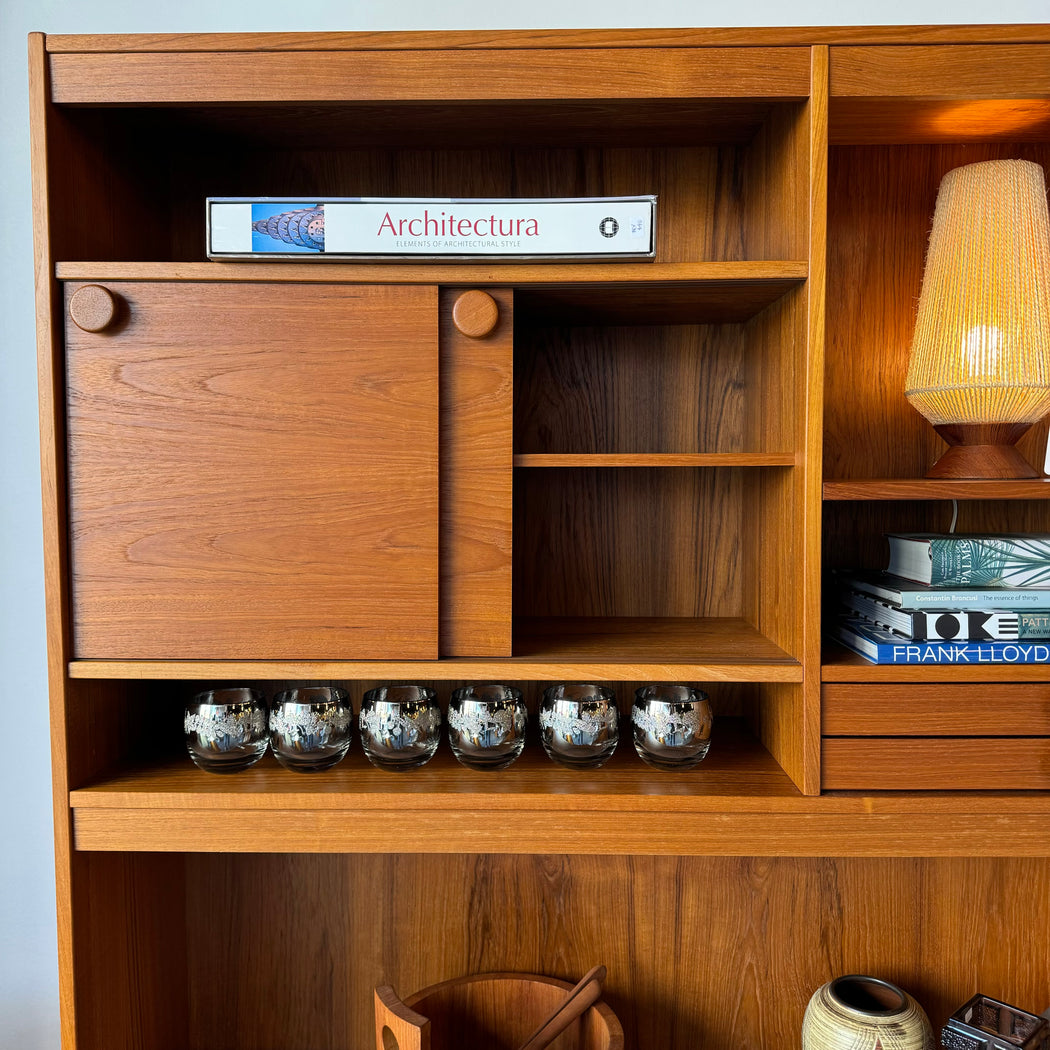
[822,684,1050,790]
[70,852,1050,1050]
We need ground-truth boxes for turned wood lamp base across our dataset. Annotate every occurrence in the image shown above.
[928,422,1040,479]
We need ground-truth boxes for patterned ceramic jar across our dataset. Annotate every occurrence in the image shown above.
[802,975,934,1050]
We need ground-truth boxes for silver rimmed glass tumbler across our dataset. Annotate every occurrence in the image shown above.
[631,684,713,770]
[539,684,618,769]
[269,686,352,772]
[359,685,441,771]
[184,687,268,773]
[447,684,527,770]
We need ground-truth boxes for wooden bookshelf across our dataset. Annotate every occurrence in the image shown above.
[29,26,1050,1050]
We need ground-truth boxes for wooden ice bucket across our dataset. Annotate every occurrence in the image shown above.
[375,971,624,1050]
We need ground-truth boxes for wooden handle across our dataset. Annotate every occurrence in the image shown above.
[374,984,430,1050]
[517,965,607,1050]
[452,289,499,338]
[69,284,118,332]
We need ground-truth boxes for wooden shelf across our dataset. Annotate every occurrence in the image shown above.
[823,477,1050,501]
[68,618,802,682]
[56,261,805,306]
[515,453,796,468]
[69,722,1050,856]
[822,642,1050,681]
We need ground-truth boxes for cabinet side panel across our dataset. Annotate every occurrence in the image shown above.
[440,288,513,656]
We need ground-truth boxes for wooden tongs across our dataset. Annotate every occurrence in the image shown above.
[516,964,607,1050]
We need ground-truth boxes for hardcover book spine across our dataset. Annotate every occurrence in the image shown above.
[207,197,657,260]
[840,591,1050,640]
[842,572,1050,610]
[835,623,1050,663]
[929,536,1050,587]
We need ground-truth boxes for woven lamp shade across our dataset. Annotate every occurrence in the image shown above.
[905,159,1050,478]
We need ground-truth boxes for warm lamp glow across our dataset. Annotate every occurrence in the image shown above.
[905,159,1050,478]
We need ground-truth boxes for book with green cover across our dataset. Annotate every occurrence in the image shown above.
[886,534,1050,588]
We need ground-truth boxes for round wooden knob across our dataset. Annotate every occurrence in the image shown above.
[69,284,118,332]
[452,290,499,338]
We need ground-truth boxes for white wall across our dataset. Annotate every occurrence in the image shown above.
[2,1,1048,1046]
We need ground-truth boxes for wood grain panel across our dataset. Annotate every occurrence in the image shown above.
[514,468,751,619]
[831,45,1050,98]
[824,683,1050,735]
[49,48,811,104]
[168,854,1050,1050]
[72,853,188,1050]
[830,99,1050,145]
[72,805,1050,856]
[65,281,439,659]
[515,324,758,456]
[440,288,513,656]
[823,737,1050,790]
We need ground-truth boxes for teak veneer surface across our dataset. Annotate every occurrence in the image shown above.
[48,47,811,104]
[29,26,1050,1050]
[830,44,1050,97]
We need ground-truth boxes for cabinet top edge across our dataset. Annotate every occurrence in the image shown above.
[39,25,1050,53]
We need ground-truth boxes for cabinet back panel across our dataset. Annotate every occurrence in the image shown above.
[515,324,751,456]
[514,467,749,619]
[825,142,1050,480]
[73,852,188,1050]
[179,853,1050,1050]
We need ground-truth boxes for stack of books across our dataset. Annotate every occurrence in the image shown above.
[833,533,1050,664]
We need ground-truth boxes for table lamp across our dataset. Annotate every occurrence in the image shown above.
[905,159,1050,478]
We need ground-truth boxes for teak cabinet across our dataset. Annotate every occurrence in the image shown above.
[29,27,1050,1050]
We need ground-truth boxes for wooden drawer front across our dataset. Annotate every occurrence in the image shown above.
[823,683,1050,736]
[65,281,439,660]
[823,684,1050,790]
[823,738,1050,791]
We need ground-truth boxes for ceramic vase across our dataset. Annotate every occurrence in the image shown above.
[802,975,934,1050]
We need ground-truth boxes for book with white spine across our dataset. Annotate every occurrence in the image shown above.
[207,196,657,261]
